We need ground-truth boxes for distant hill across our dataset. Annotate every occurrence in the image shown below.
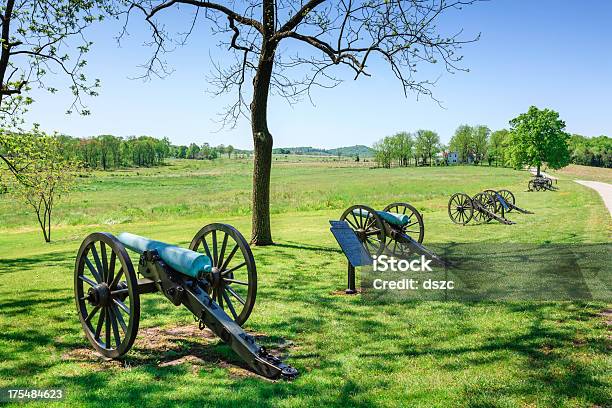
[271,145,374,157]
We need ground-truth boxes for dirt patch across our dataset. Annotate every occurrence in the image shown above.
[597,309,612,327]
[66,324,294,380]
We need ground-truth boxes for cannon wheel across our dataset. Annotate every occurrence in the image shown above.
[528,179,536,192]
[472,192,495,223]
[340,204,386,257]
[448,193,474,225]
[383,202,425,244]
[497,189,515,212]
[483,189,504,214]
[75,233,140,359]
[190,223,256,326]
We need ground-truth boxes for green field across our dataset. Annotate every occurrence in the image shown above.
[0,159,610,407]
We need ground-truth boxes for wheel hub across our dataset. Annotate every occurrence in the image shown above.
[87,283,110,307]
[209,267,222,288]
[356,229,367,241]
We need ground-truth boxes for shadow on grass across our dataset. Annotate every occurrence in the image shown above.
[0,273,609,406]
[0,251,73,275]
[273,241,342,254]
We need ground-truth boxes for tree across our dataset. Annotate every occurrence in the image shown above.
[415,129,440,166]
[508,106,570,175]
[0,131,81,242]
[390,132,413,167]
[488,129,510,166]
[0,0,112,177]
[98,135,121,170]
[226,145,234,159]
[472,125,489,165]
[450,125,474,164]
[177,145,188,159]
[373,137,393,169]
[128,0,481,245]
[187,143,200,159]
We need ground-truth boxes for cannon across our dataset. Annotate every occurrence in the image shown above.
[339,202,425,258]
[528,175,558,191]
[447,189,533,225]
[330,203,445,293]
[73,223,298,380]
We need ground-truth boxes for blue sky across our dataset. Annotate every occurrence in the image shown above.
[24,0,612,149]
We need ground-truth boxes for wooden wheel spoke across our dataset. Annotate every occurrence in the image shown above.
[222,261,246,276]
[226,285,246,305]
[85,305,100,324]
[113,298,130,315]
[351,212,360,229]
[84,257,103,283]
[108,307,121,347]
[224,278,248,285]
[110,268,124,290]
[222,289,238,320]
[365,228,381,236]
[79,274,97,287]
[90,245,104,283]
[112,304,127,334]
[201,238,212,262]
[221,245,239,270]
[105,308,111,348]
[100,242,109,283]
[95,308,106,340]
[345,217,359,230]
[217,233,229,268]
[218,287,224,309]
[107,252,116,286]
[212,230,218,265]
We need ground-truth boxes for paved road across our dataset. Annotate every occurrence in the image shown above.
[575,180,612,217]
[529,168,557,180]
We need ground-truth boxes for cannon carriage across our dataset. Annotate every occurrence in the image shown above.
[74,223,298,380]
[447,189,533,225]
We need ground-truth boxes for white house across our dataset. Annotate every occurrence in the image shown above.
[447,151,459,164]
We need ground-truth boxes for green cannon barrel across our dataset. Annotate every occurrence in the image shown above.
[351,209,410,227]
[117,232,212,279]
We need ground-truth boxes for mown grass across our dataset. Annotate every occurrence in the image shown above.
[0,159,610,407]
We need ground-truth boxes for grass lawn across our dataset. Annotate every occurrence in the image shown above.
[0,159,610,407]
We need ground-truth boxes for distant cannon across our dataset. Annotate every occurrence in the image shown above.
[528,175,558,191]
[447,189,533,225]
[74,224,298,380]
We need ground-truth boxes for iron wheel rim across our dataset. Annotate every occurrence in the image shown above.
[340,204,386,256]
[448,193,473,225]
[190,223,256,326]
[75,232,140,358]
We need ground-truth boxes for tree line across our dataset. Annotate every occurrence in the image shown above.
[52,135,239,170]
[375,123,610,169]
[373,130,441,168]
[567,134,611,168]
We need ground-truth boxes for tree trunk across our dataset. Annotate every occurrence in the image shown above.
[250,44,276,245]
[536,163,541,176]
